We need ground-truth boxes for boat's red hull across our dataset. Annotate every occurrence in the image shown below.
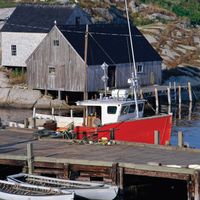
[74,114,172,145]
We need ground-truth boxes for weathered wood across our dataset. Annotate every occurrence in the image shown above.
[119,167,124,190]
[24,118,29,128]
[34,162,64,169]
[63,163,70,178]
[178,85,182,104]
[111,163,118,185]
[178,131,184,148]
[34,169,64,175]
[154,130,160,145]
[124,168,191,180]
[154,88,159,114]
[27,143,34,174]
[167,87,171,106]
[194,170,200,200]
[188,82,192,102]
[187,178,193,200]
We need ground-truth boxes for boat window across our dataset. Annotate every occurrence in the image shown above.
[107,106,117,114]
[121,105,129,115]
[128,104,135,113]
[138,103,144,111]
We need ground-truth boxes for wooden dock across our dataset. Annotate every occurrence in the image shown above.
[0,127,200,199]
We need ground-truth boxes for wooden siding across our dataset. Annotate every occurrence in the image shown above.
[27,26,162,92]
[27,26,85,92]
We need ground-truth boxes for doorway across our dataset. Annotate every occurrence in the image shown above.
[108,65,116,88]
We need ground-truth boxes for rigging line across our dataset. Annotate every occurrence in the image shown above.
[88,32,116,65]
[4,22,143,37]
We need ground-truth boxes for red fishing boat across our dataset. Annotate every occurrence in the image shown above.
[73,89,172,145]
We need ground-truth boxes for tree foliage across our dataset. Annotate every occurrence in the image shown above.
[140,0,200,25]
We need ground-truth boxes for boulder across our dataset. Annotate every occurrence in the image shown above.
[51,99,69,109]
[0,88,10,106]
[7,89,42,108]
[35,96,52,109]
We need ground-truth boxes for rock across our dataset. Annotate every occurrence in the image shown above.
[7,89,42,108]
[0,71,10,88]
[51,99,69,109]
[0,88,10,106]
[35,96,52,109]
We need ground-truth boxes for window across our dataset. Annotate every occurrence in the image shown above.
[137,64,143,73]
[138,103,144,111]
[107,106,117,114]
[53,40,59,46]
[128,104,135,113]
[120,105,129,115]
[11,45,16,56]
[49,66,55,74]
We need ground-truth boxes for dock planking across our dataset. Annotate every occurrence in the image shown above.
[0,127,200,199]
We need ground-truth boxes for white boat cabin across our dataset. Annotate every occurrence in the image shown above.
[76,89,145,126]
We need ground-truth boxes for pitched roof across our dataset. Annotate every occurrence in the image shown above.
[57,24,162,65]
[1,4,77,33]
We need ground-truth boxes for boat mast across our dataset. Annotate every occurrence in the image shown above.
[83,24,89,126]
[125,0,139,118]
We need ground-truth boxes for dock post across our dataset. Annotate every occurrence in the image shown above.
[140,89,143,99]
[111,163,118,185]
[167,88,171,105]
[178,85,182,105]
[178,131,184,148]
[154,130,160,145]
[24,118,29,128]
[173,82,177,102]
[155,88,159,114]
[110,128,115,140]
[32,107,36,118]
[194,171,200,200]
[63,163,70,179]
[29,118,36,129]
[119,167,124,190]
[27,143,34,174]
[188,82,192,102]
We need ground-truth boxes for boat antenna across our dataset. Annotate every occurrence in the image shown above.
[125,0,139,118]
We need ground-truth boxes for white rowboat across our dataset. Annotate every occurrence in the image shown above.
[7,173,119,200]
[0,179,74,200]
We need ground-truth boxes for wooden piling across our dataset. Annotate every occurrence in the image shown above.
[110,128,115,140]
[188,82,192,102]
[167,87,171,105]
[155,88,159,114]
[194,171,200,200]
[24,118,29,128]
[119,167,124,190]
[140,89,143,99]
[178,131,184,148]
[154,130,160,145]
[27,143,34,174]
[29,118,36,129]
[111,163,118,185]
[63,163,70,179]
[178,85,182,104]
